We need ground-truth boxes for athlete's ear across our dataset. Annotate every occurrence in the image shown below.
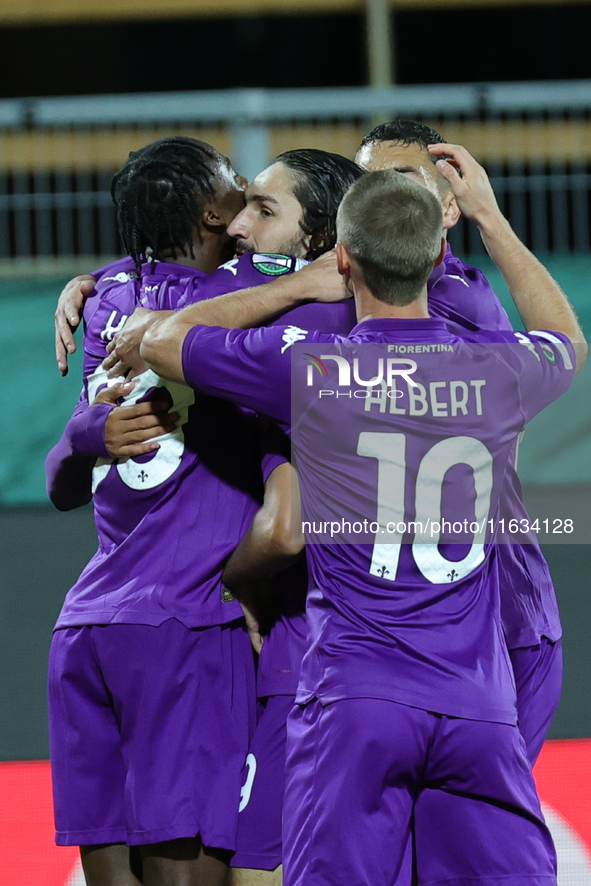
[442,190,460,230]
[434,237,447,267]
[201,205,227,233]
[335,242,351,277]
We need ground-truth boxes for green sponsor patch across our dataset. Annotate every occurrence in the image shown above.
[541,343,557,364]
[251,253,292,276]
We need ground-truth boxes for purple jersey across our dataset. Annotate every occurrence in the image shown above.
[432,248,561,647]
[256,303,355,697]
[256,248,559,698]
[181,319,575,723]
[49,254,308,630]
[428,245,513,331]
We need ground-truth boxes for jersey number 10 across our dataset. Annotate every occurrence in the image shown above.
[358,432,493,585]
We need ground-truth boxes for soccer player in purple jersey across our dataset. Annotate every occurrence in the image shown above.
[356,119,564,766]
[111,145,586,886]
[91,149,363,886]
[219,151,363,886]
[207,134,565,886]
[46,136,263,886]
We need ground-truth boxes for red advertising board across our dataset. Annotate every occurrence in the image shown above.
[1,741,590,884]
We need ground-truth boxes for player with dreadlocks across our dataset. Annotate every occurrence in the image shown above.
[111,135,244,273]
[46,135,261,886]
[46,139,355,886]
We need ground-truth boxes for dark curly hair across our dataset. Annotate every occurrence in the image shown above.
[110,136,226,273]
[358,120,447,153]
[275,149,365,260]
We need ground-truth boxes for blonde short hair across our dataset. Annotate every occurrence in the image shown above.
[337,170,443,305]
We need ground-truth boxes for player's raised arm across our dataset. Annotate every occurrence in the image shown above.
[429,143,587,372]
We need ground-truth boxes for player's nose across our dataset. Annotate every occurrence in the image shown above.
[227,209,250,239]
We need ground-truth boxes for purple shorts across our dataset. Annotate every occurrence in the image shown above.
[232,694,295,870]
[510,637,563,765]
[48,619,256,848]
[283,698,556,886]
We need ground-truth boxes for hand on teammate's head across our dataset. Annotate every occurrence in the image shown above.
[428,144,502,227]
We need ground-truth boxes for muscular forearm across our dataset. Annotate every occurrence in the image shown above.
[139,257,348,381]
[223,462,304,588]
[478,211,585,349]
[222,522,301,655]
[139,274,312,382]
[430,143,587,372]
[183,272,315,328]
[223,518,303,589]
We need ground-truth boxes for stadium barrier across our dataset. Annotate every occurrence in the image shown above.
[2,81,591,268]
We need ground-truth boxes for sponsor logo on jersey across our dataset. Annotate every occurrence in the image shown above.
[219,258,239,276]
[102,272,136,283]
[540,343,558,364]
[280,325,309,353]
[514,331,541,361]
[251,253,293,276]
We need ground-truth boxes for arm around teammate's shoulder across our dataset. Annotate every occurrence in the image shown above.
[429,143,587,373]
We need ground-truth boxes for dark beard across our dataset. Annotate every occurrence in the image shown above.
[233,234,307,258]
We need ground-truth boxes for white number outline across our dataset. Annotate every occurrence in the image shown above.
[238,753,257,812]
[87,366,194,493]
[358,432,493,584]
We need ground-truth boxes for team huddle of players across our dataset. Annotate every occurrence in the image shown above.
[47,121,585,886]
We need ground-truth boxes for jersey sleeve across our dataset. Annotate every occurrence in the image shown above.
[180,253,307,307]
[500,330,577,423]
[429,250,513,332]
[45,393,112,509]
[48,280,135,507]
[259,416,291,483]
[90,256,136,282]
[182,323,322,428]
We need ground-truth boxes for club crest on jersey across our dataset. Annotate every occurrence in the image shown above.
[251,253,293,276]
